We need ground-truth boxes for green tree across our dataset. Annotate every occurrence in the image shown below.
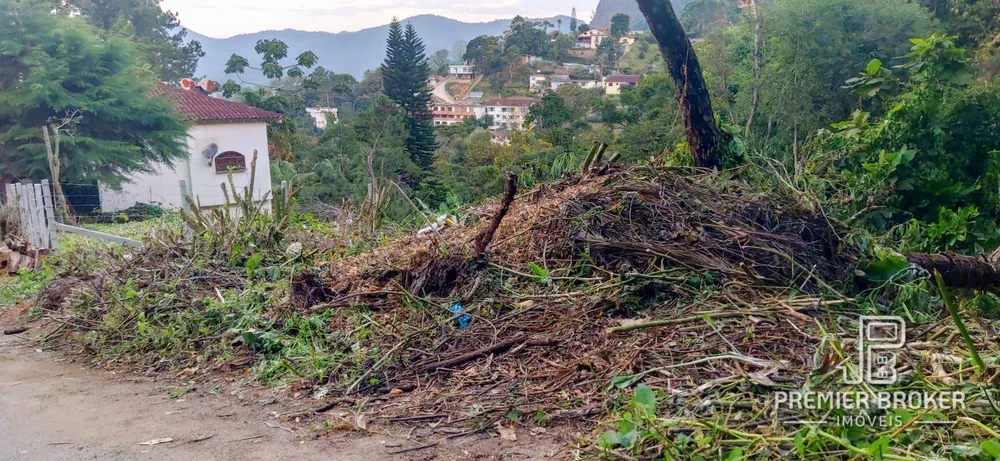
[680,0,739,37]
[464,35,504,74]
[809,36,1000,252]
[430,49,450,76]
[383,20,435,171]
[917,0,1000,47]
[222,37,319,162]
[63,0,204,82]
[525,93,572,129]
[549,33,576,64]
[748,0,932,157]
[299,67,357,109]
[610,13,631,39]
[0,1,187,188]
[597,38,618,74]
[283,93,419,217]
[505,16,546,57]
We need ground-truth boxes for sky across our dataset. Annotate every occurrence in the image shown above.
[162,0,599,38]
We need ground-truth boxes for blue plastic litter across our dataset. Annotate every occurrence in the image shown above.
[449,303,471,329]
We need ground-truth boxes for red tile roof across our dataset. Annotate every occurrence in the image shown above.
[150,85,280,123]
[605,75,641,84]
[485,97,536,107]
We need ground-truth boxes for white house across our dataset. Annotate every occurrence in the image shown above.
[484,97,535,131]
[529,74,549,90]
[576,28,609,49]
[619,34,639,47]
[448,63,477,80]
[306,107,338,129]
[99,83,279,212]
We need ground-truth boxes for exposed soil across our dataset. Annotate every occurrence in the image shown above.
[0,332,564,460]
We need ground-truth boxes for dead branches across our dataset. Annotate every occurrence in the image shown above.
[474,172,518,257]
[415,334,559,373]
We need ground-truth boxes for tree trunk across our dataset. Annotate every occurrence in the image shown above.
[41,126,73,222]
[909,252,1000,290]
[635,0,721,169]
[744,0,763,135]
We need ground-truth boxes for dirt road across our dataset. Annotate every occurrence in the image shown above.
[0,335,387,460]
[0,333,561,460]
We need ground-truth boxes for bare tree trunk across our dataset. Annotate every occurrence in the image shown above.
[41,126,73,222]
[635,0,721,169]
[744,0,763,135]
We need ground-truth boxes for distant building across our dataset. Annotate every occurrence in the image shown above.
[576,28,609,49]
[431,100,478,126]
[448,63,477,80]
[484,97,535,130]
[529,74,549,90]
[467,91,485,103]
[306,107,339,129]
[619,34,639,47]
[549,74,572,90]
[603,74,641,95]
[491,131,511,145]
[531,74,601,93]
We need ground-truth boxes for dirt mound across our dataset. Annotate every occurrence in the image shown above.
[299,168,858,429]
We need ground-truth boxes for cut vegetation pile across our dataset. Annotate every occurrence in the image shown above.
[293,167,997,458]
[25,166,1000,459]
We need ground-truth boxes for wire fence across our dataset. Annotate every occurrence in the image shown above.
[4,181,58,250]
[2,178,284,250]
[43,182,272,219]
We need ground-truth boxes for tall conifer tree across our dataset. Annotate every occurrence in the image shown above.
[382,20,436,172]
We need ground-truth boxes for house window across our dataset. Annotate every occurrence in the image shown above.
[215,151,247,173]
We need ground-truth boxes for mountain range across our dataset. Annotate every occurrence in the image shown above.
[590,0,692,29]
[189,14,575,82]
[187,0,689,83]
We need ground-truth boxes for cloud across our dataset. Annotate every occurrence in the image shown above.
[163,0,597,38]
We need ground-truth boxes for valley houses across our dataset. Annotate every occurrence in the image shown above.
[484,97,534,130]
[431,100,482,126]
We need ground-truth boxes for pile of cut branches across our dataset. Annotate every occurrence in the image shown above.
[287,168,862,425]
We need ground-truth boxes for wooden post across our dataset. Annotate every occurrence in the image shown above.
[30,184,44,248]
[41,180,58,250]
[280,181,289,208]
[178,180,192,238]
[178,180,190,211]
[18,183,34,246]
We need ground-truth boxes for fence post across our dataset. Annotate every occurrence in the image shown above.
[20,183,33,247]
[32,183,46,249]
[280,180,289,208]
[178,179,192,238]
[40,179,58,250]
[178,180,189,212]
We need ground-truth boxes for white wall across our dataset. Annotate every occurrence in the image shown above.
[100,122,273,212]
